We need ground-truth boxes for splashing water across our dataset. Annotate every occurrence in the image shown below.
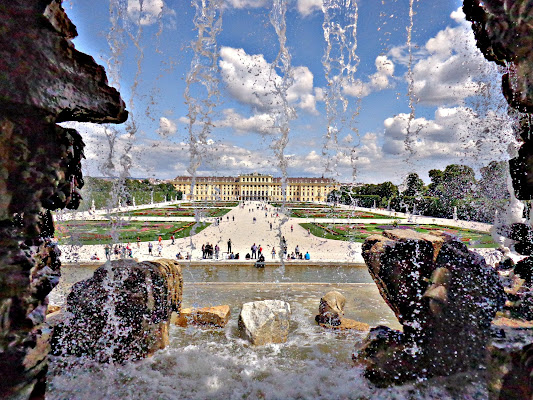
[321,0,360,180]
[404,0,419,162]
[184,0,223,252]
[269,0,295,275]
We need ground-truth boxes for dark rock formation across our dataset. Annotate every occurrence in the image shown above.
[0,1,127,398]
[355,229,505,386]
[51,259,182,363]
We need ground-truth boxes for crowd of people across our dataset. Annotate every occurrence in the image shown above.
[92,201,314,263]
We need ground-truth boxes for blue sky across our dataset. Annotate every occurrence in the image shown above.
[62,0,517,184]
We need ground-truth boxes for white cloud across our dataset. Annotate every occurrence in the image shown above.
[343,55,395,98]
[216,109,277,135]
[297,0,323,16]
[224,0,269,9]
[389,7,500,106]
[381,107,517,162]
[219,46,318,114]
[127,0,174,26]
[157,117,177,137]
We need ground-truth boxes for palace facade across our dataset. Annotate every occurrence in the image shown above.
[171,173,339,202]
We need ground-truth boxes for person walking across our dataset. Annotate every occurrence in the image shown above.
[291,225,293,233]
[171,234,175,245]
[148,242,153,256]
[137,236,141,248]
[227,238,232,253]
[270,222,272,230]
[158,235,162,245]
[232,215,234,221]
[157,243,163,257]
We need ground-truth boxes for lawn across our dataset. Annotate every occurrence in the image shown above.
[300,223,496,248]
[290,209,394,219]
[270,202,329,208]
[120,207,231,218]
[179,201,239,207]
[55,220,210,245]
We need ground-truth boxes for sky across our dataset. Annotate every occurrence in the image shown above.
[61,0,518,184]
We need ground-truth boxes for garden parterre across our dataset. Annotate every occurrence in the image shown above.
[300,223,496,248]
[55,220,209,245]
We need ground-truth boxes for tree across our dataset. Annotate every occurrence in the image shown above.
[403,173,424,197]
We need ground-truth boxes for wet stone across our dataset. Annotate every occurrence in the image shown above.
[358,229,506,386]
[238,300,291,346]
[172,305,231,328]
[51,259,182,363]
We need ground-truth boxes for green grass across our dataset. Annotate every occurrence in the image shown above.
[179,201,239,207]
[119,207,231,218]
[290,209,396,219]
[300,223,496,248]
[56,220,210,245]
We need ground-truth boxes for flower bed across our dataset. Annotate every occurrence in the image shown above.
[56,220,209,245]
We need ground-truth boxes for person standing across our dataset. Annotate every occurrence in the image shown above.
[215,244,220,259]
[202,244,206,259]
[148,242,153,256]
[271,247,276,259]
[158,235,162,245]
[105,244,111,260]
[270,222,272,230]
[227,238,232,253]
[137,236,141,248]
[171,234,175,245]
[258,245,263,257]
[295,245,300,257]
[291,225,293,232]
[251,243,257,259]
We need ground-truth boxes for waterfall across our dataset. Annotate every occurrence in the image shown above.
[270,0,295,273]
[321,0,360,181]
[184,0,223,251]
[404,0,419,161]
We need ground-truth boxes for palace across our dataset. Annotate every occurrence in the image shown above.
[171,173,339,202]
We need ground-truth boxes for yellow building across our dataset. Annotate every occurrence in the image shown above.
[171,172,339,202]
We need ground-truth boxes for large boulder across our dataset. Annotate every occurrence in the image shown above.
[238,300,291,346]
[51,259,182,363]
[356,229,505,386]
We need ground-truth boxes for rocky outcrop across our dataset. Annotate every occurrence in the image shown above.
[172,305,231,328]
[51,259,182,363]
[238,300,291,346]
[355,229,505,386]
[0,1,127,398]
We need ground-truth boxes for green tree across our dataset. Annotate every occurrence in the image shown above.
[403,173,424,197]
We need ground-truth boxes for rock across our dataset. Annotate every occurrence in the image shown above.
[486,323,533,400]
[47,305,61,315]
[0,1,126,397]
[238,300,291,346]
[319,318,369,331]
[316,291,345,325]
[51,259,182,363]
[358,229,506,386]
[172,305,231,328]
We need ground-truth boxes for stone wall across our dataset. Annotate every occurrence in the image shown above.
[0,1,126,398]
